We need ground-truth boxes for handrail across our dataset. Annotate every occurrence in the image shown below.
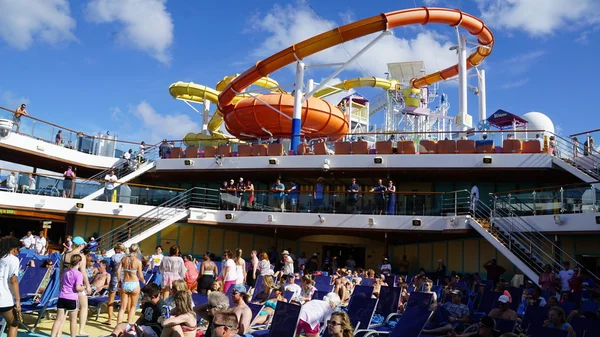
[491,193,600,283]
[164,129,554,144]
[97,187,220,252]
[568,129,600,138]
[0,167,184,191]
[0,106,143,146]
[490,182,599,196]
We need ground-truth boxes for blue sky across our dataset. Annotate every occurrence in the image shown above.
[0,0,599,146]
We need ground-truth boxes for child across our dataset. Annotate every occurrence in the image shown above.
[63,235,73,253]
[50,254,84,337]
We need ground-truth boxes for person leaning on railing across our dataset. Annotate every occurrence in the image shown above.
[12,103,28,133]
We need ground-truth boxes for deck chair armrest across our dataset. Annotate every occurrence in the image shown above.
[354,329,383,337]
[385,312,401,323]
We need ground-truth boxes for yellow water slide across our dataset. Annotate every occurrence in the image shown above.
[313,77,400,99]
[168,75,284,146]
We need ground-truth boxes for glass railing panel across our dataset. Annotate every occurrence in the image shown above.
[217,190,445,216]
[494,183,599,216]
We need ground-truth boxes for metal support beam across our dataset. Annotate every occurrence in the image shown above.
[477,68,487,122]
[302,30,392,103]
[457,31,468,130]
[291,61,305,152]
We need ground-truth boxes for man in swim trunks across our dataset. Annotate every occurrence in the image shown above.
[90,260,111,295]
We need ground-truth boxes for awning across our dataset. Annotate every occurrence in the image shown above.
[487,109,528,130]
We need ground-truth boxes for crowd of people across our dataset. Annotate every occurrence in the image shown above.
[1,231,599,337]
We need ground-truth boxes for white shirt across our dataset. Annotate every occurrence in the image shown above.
[283,256,294,275]
[123,151,131,160]
[139,144,145,155]
[35,236,46,254]
[471,185,480,200]
[299,300,333,329]
[105,174,118,190]
[150,254,164,268]
[7,175,16,189]
[225,259,238,282]
[285,283,302,300]
[380,263,392,274]
[28,177,36,190]
[557,269,574,291]
[0,254,19,307]
[21,235,35,249]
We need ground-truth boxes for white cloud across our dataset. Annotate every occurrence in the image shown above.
[1,91,30,109]
[85,0,174,64]
[477,0,599,36]
[501,78,529,89]
[249,3,458,81]
[129,101,200,143]
[0,0,76,50]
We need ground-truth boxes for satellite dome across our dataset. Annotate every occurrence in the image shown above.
[522,112,555,134]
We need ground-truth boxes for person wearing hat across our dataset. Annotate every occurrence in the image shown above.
[275,250,294,279]
[380,257,391,276]
[87,237,98,253]
[229,284,252,335]
[488,295,518,321]
[423,289,470,335]
[62,236,92,336]
[449,316,499,337]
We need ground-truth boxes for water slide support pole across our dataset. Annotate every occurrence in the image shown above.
[457,31,468,130]
[203,101,211,134]
[291,61,305,152]
[302,31,391,103]
[478,69,487,122]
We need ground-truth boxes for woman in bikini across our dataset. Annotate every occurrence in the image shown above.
[117,243,145,324]
[197,252,218,295]
[160,290,197,337]
[61,237,91,336]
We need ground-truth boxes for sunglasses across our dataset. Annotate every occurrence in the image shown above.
[327,320,343,326]
[210,322,234,330]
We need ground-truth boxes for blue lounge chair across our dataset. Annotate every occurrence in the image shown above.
[251,301,301,337]
[20,268,60,332]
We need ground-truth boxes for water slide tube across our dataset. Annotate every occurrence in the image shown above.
[218,7,493,140]
[313,77,400,99]
[169,75,283,146]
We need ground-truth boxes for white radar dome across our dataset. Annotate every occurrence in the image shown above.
[522,111,555,134]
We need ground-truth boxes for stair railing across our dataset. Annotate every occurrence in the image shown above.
[547,132,600,181]
[477,192,600,284]
[470,199,546,278]
[75,141,162,197]
[96,186,220,252]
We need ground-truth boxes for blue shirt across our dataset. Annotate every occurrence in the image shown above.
[272,183,285,199]
[289,184,298,199]
[315,184,324,199]
[373,185,386,200]
[348,184,359,200]
[442,302,469,319]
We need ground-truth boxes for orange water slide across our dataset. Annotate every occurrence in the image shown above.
[218,7,493,140]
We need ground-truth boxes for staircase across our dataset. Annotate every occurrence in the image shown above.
[468,192,600,285]
[97,187,220,255]
[82,161,156,200]
[77,142,161,198]
[549,132,599,182]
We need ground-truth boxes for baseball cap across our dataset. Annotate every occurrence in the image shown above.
[498,295,510,303]
[450,289,463,296]
[72,236,87,246]
[232,284,247,294]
